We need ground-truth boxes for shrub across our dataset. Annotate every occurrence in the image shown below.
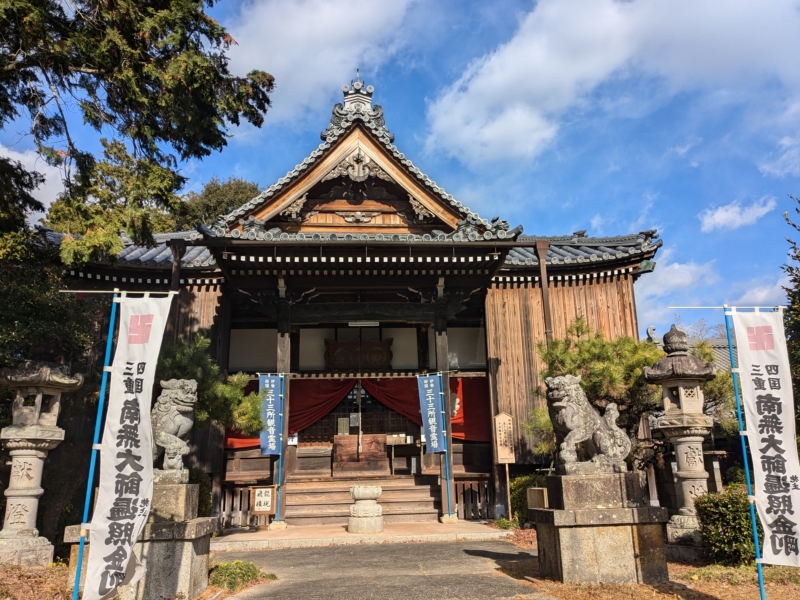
[695,485,762,565]
[509,473,547,523]
[210,560,269,591]
[189,468,212,518]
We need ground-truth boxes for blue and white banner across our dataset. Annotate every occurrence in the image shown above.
[417,375,447,454]
[732,310,800,566]
[84,295,174,600]
[259,375,283,456]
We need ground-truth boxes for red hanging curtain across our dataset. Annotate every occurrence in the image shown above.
[361,378,422,425]
[450,377,492,442]
[224,378,357,448]
[287,378,357,434]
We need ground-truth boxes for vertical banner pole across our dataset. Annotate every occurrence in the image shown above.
[723,306,766,600]
[276,374,285,523]
[505,463,512,521]
[72,292,120,600]
[439,372,452,516]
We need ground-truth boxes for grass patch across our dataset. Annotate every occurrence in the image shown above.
[681,563,800,586]
[488,517,516,530]
[209,560,275,592]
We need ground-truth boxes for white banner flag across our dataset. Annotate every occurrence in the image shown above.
[731,309,800,566]
[84,295,174,599]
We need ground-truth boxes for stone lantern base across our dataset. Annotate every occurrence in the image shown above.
[0,534,53,567]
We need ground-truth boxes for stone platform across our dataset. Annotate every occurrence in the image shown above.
[209,521,511,552]
[67,483,217,600]
[530,473,669,584]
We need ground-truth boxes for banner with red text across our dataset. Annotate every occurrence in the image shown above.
[84,295,174,599]
[732,309,800,566]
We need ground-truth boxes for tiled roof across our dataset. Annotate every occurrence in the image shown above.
[206,79,519,242]
[38,228,215,269]
[503,230,662,268]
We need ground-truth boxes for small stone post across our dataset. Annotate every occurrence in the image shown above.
[643,325,716,549]
[347,486,383,534]
[0,362,83,566]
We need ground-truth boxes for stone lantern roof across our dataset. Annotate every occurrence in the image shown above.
[642,325,716,383]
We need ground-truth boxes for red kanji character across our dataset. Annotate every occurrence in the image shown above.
[748,326,775,351]
[128,314,154,344]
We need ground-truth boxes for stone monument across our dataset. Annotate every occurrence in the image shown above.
[643,325,716,555]
[529,374,669,584]
[347,485,383,534]
[68,378,216,599]
[0,362,82,566]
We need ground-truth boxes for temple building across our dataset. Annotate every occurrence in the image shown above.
[45,78,662,525]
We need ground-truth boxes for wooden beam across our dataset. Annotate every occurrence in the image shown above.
[535,240,554,343]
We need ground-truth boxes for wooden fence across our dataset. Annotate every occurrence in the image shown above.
[454,474,494,520]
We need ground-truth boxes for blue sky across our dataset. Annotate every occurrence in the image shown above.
[3,0,800,338]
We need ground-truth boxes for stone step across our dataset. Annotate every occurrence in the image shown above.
[286,498,439,511]
[286,488,439,502]
[285,508,441,526]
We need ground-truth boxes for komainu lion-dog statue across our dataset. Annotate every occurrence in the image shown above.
[545,374,632,474]
[151,379,198,472]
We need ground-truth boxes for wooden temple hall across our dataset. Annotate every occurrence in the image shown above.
[48,77,662,527]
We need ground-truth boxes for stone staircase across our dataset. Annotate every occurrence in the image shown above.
[283,475,441,526]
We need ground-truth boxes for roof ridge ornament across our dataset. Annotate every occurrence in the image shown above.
[321,74,394,143]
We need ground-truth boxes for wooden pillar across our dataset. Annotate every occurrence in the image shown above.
[274,294,291,526]
[170,240,186,292]
[535,240,554,343]
[215,289,231,379]
[435,291,457,522]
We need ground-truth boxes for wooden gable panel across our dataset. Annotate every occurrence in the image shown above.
[246,126,461,231]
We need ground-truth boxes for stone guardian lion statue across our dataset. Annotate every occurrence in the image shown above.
[151,379,198,472]
[545,374,632,474]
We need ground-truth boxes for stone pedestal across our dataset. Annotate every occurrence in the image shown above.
[0,428,64,567]
[68,483,217,600]
[531,473,669,584]
[347,486,383,534]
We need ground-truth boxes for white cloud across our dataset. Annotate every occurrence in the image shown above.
[634,250,718,327]
[426,0,800,166]
[0,145,64,224]
[698,197,776,232]
[760,136,800,177]
[226,0,413,123]
[730,275,790,307]
[590,214,609,234]
[669,136,702,157]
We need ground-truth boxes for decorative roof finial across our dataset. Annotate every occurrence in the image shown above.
[341,72,374,113]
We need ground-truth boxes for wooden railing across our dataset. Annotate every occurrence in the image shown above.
[454,474,493,520]
[220,484,270,529]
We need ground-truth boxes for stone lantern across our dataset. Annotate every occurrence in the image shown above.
[643,325,716,547]
[0,362,83,566]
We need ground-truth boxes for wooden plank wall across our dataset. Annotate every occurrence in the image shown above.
[485,273,639,463]
[165,283,223,355]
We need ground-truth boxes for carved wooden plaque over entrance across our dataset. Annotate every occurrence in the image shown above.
[494,413,515,464]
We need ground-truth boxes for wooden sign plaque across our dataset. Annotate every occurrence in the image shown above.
[494,412,516,464]
[250,486,277,515]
